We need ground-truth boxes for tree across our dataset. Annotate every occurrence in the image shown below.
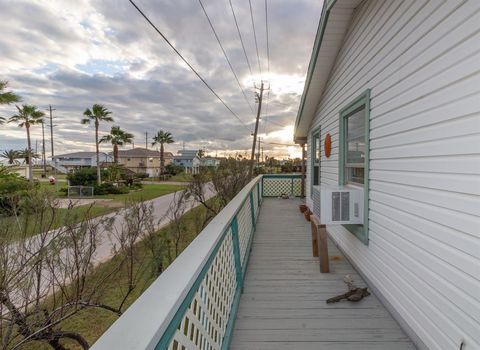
[8,105,45,182]
[197,149,205,158]
[18,148,39,164]
[152,130,174,175]
[0,190,156,350]
[100,126,134,163]
[1,149,21,164]
[81,104,114,185]
[0,80,21,106]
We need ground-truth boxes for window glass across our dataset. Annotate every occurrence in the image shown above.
[345,107,365,184]
[315,136,320,164]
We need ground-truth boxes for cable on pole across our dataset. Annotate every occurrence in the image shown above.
[228,0,254,84]
[198,0,254,114]
[128,0,251,132]
[248,0,262,78]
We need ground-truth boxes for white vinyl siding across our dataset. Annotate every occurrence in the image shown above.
[306,1,480,349]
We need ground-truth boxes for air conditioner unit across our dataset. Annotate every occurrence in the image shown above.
[312,185,364,225]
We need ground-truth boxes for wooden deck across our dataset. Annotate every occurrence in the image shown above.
[230,198,415,350]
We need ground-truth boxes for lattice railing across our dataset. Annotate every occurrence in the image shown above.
[262,174,303,197]
[92,176,264,350]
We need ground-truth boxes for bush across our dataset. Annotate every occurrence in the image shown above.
[0,167,31,216]
[134,172,149,179]
[165,164,184,176]
[94,182,130,195]
[67,167,98,186]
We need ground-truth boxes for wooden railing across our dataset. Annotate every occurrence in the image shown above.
[91,174,301,350]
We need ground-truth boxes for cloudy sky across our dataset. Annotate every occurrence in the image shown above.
[0,0,322,160]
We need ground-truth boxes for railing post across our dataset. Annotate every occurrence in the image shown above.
[249,191,256,229]
[231,216,243,291]
[257,181,260,206]
[291,178,294,197]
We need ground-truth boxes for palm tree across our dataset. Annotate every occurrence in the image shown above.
[100,126,134,163]
[18,148,39,164]
[81,104,114,184]
[198,149,205,158]
[1,80,21,125]
[0,80,21,105]
[152,130,174,175]
[1,149,21,164]
[8,105,45,182]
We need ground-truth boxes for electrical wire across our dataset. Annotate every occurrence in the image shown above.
[128,0,251,132]
[248,0,262,78]
[228,0,254,83]
[198,0,254,114]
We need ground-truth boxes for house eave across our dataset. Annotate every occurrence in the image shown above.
[294,0,362,142]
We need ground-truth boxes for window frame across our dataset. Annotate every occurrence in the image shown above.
[339,89,370,245]
[310,126,321,195]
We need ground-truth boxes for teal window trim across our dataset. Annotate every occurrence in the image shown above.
[338,89,370,245]
[310,126,321,196]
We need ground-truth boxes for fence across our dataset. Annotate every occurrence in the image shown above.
[67,186,94,198]
[91,174,301,350]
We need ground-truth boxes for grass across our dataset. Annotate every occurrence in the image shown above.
[168,172,193,182]
[0,205,117,239]
[20,197,221,350]
[95,184,185,201]
[2,184,184,239]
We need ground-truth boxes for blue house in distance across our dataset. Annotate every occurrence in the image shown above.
[173,150,200,174]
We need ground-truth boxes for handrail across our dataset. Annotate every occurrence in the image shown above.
[92,176,263,350]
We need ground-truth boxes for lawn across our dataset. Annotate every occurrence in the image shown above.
[3,184,184,239]
[0,204,117,240]
[95,183,185,201]
[167,172,193,182]
[20,197,221,350]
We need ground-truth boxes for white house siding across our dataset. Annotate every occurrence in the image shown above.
[306,1,480,349]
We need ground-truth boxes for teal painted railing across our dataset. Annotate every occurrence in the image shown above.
[91,174,300,350]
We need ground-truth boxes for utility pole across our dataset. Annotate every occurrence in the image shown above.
[145,131,148,149]
[47,105,56,159]
[42,120,47,177]
[249,81,266,179]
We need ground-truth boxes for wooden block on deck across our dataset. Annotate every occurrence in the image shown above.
[311,215,329,273]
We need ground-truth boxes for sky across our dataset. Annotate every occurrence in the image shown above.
[0,0,322,160]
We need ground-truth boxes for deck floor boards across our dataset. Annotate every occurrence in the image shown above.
[230,199,415,350]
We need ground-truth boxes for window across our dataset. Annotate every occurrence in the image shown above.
[311,128,321,190]
[339,90,370,244]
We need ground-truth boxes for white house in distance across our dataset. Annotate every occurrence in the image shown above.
[295,1,480,350]
[52,152,112,173]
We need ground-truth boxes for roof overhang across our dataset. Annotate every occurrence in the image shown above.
[294,0,363,142]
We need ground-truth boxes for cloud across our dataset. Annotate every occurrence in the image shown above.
[0,0,322,159]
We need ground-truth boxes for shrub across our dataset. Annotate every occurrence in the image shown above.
[0,167,31,216]
[67,167,98,186]
[94,182,129,195]
[165,164,184,176]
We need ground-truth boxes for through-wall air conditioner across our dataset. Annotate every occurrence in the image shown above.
[312,185,364,225]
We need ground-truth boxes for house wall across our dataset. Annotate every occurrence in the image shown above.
[306,1,480,349]
[118,157,172,172]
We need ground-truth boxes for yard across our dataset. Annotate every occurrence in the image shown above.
[19,197,220,350]
[3,183,185,239]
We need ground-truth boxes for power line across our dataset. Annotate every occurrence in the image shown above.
[228,0,254,83]
[198,0,254,114]
[265,0,270,75]
[128,0,250,132]
[248,0,262,77]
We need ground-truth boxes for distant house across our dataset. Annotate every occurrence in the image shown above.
[173,150,200,174]
[116,148,173,177]
[200,157,222,168]
[52,152,112,172]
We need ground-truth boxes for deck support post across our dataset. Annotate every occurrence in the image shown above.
[311,215,329,273]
